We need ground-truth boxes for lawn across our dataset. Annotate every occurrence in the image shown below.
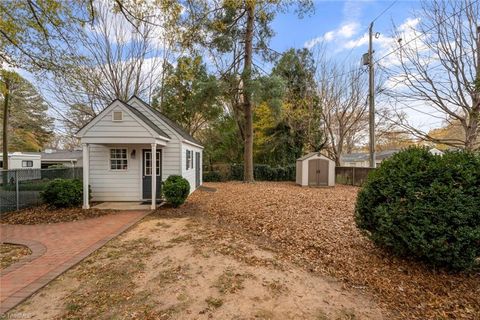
[6,182,479,319]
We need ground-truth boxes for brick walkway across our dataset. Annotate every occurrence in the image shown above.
[0,211,150,315]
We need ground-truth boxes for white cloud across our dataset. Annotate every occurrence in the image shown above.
[304,22,360,49]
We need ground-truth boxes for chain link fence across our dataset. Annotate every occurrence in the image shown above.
[0,167,83,214]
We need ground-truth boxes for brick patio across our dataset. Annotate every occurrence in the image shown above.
[0,210,150,315]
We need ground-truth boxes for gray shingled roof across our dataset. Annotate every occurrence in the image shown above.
[341,149,401,162]
[118,100,171,139]
[41,150,83,161]
[129,96,202,146]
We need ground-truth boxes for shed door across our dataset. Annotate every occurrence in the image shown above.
[308,159,329,186]
[142,149,162,199]
[195,152,200,188]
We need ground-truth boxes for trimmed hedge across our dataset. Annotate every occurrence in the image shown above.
[203,164,296,182]
[41,178,84,208]
[163,175,190,207]
[355,147,480,271]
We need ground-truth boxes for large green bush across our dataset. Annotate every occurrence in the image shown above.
[163,175,190,207]
[355,147,480,271]
[41,178,84,208]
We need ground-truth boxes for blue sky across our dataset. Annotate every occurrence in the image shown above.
[270,0,420,58]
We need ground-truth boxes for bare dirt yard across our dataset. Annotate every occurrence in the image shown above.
[6,182,479,319]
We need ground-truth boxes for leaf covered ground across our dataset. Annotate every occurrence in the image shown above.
[0,205,118,225]
[186,182,479,319]
[0,243,31,270]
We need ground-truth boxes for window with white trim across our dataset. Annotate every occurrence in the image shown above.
[110,148,128,170]
[22,160,33,167]
[186,150,194,170]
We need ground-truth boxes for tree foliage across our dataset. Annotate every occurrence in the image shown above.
[0,70,53,153]
[151,56,223,137]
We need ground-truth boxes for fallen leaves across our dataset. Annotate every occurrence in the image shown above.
[0,205,119,224]
[0,243,31,269]
[183,181,480,320]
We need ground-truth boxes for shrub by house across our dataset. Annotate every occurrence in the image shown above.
[41,179,84,208]
[163,175,190,207]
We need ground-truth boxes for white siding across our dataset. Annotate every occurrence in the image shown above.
[83,106,154,138]
[181,142,203,193]
[128,98,183,179]
[89,144,145,201]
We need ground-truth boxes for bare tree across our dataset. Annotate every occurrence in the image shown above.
[43,1,178,134]
[317,60,368,165]
[382,0,480,150]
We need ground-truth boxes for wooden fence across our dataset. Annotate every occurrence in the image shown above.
[335,166,374,186]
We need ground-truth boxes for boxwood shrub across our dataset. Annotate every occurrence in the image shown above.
[163,175,190,207]
[41,178,84,208]
[203,171,223,182]
[355,147,480,271]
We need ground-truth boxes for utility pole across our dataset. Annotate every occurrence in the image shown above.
[368,22,376,168]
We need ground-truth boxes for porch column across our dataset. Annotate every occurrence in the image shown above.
[151,143,157,210]
[82,143,90,209]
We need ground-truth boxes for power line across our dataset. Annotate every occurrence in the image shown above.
[373,0,480,65]
[372,0,399,23]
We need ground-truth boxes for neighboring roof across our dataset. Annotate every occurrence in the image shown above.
[1,152,41,159]
[129,95,202,146]
[340,152,369,162]
[40,150,83,162]
[341,149,401,162]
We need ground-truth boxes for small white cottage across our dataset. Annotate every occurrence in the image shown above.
[76,96,203,209]
[296,152,335,187]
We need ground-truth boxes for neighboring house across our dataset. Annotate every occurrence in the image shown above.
[38,149,83,168]
[76,96,203,209]
[0,152,42,182]
[340,148,444,167]
[0,152,41,170]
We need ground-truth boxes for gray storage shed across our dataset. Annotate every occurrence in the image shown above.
[296,153,335,187]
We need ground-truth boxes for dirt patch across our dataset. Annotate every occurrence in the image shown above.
[8,214,384,320]
[0,243,31,270]
[183,182,480,319]
[0,205,119,225]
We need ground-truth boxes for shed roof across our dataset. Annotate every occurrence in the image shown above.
[297,152,333,161]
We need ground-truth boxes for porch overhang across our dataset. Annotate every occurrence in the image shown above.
[79,137,168,147]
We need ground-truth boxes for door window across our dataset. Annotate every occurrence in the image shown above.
[144,151,160,176]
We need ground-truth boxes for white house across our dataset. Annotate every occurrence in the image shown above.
[76,96,203,210]
[0,152,41,170]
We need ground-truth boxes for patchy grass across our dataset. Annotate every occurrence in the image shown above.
[0,243,31,269]
[214,267,253,294]
[205,296,223,309]
[61,237,160,319]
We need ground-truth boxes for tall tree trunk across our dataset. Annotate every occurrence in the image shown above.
[242,3,255,182]
[2,79,10,171]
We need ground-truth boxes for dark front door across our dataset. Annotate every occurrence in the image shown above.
[195,152,200,188]
[142,149,162,199]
